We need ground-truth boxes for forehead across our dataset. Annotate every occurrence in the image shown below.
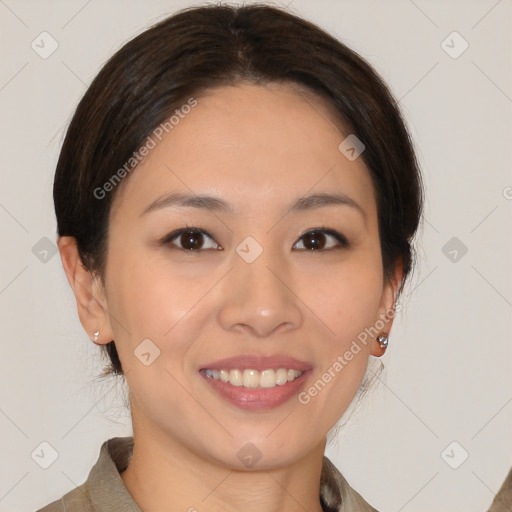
[110,83,376,221]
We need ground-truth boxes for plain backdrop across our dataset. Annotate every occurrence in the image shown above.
[0,1,511,511]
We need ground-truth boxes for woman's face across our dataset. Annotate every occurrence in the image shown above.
[97,83,398,469]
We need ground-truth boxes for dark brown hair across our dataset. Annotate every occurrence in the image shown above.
[54,3,424,377]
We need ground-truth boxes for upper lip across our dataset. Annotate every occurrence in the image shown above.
[199,355,312,372]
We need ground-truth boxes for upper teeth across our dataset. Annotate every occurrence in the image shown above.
[204,368,303,388]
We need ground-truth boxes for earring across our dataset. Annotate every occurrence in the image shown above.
[377,333,389,349]
[92,330,100,343]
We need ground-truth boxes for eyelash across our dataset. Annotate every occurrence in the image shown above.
[161,226,350,252]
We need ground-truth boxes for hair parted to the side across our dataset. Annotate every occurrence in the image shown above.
[54,3,424,378]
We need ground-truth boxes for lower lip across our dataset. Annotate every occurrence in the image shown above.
[200,370,310,411]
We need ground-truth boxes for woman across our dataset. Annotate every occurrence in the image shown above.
[38,3,423,511]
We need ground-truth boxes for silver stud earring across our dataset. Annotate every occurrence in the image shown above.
[92,330,100,343]
[377,333,389,349]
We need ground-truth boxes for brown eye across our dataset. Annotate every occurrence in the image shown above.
[301,231,327,250]
[179,231,204,250]
[165,228,221,251]
[293,228,349,251]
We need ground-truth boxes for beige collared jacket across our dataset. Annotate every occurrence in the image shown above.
[35,436,379,512]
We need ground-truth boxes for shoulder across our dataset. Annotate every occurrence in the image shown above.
[321,456,380,512]
[34,436,135,512]
[35,483,93,512]
[487,467,512,512]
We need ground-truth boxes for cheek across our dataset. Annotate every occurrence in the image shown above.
[296,252,383,420]
[303,253,384,341]
[105,247,215,365]
[104,254,202,410]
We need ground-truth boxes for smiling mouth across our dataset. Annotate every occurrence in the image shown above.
[199,367,310,411]
[198,354,312,410]
[201,368,304,388]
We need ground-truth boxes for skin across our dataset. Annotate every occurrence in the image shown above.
[59,83,401,512]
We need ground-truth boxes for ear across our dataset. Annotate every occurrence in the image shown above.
[57,236,115,345]
[370,259,403,357]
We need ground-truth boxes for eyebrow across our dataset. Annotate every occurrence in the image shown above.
[140,191,366,220]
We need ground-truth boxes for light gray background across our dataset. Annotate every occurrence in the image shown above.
[0,1,511,511]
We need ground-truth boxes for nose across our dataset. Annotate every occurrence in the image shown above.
[216,246,303,338]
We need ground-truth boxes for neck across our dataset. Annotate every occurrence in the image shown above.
[120,427,326,512]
